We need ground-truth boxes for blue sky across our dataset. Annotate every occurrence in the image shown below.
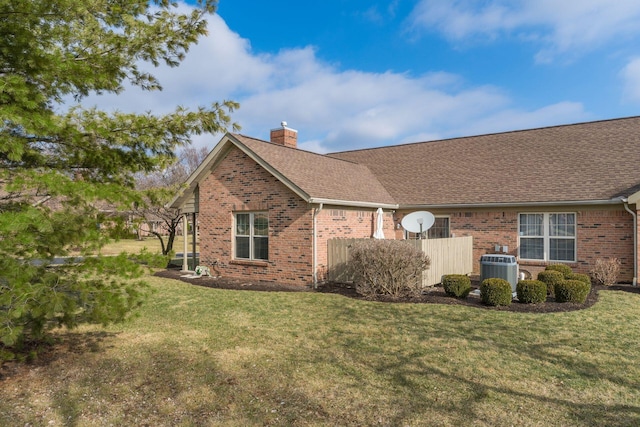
[87,0,640,153]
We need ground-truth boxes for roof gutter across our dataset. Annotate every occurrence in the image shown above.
[400,198,627,210]
[308,198,398,210]
[312,203,323,288]
[622,199,638,286]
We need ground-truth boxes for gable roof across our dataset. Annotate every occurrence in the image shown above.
[232,134,397,206]
[329,116,640,207]
[169,133,397,210]
[172,116,640,211]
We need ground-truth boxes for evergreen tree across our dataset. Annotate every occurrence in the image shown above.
[0,0,237,357]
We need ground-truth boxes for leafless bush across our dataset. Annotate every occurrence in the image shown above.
[590,258,621,286]
[349,240,430,299]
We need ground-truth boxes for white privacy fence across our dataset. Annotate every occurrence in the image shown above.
[327,236,474,287]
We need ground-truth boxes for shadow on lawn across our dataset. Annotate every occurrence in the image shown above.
[315,295,640,426]
[0,331,116,381]
[383,359,640,427]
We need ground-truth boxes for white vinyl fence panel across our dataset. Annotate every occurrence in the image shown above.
[327,236,473,287]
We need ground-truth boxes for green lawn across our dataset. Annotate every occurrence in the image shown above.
[2,275,640,426]
[74,236,198,256]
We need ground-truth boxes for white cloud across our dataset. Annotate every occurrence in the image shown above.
[81,5,589,153]
[456,102,590,136]
[409,0,640,62]
[620,58,640,103]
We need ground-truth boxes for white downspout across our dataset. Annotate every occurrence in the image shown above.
[182,213,189,272]
[312,203,323,288]
[623,200,637,286]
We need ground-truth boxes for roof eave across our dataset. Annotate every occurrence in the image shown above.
[309,198,398,209]
[168,133,315,210]
[168,134,234,209]
[230,134,312,202]
[399,198,628,210]
[627,191,640,205]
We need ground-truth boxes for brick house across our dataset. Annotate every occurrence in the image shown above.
[170,117,640,286]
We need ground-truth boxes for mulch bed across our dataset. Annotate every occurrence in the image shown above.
[154,269,640,314]
[154,269,311,293]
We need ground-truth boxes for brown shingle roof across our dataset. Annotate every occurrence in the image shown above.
[329,117,640,206]
[230,134,397,206]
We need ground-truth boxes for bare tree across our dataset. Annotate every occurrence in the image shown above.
[135,146,209,255]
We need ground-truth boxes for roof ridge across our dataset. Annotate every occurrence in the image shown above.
[328,115,640,155]
[232,133,364,166]
[231,133,396,205]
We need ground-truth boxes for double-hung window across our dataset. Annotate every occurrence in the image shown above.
[235,212,268,261]
[428,217,450,239]
[405,217,450,239]
[519,213,576,262]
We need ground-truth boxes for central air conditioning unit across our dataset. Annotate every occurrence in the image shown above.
[479,254,518,292]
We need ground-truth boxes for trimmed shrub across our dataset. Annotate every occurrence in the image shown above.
[349,239,430,299]
[516,280,547,304]
[545,264,573,278]
[480,278,512,306]
[442,274,472,298]
[567,273,591,285]
[590,258,621,286]
[555,279,591,304]
[537,270,564,297]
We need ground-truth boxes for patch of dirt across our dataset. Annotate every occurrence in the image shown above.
[154,269,640,314]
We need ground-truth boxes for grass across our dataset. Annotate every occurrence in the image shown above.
[2,276,640,426]
[72,235,199,256]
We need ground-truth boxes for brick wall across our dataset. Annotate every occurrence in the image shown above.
[315,208,396,280]
[197,146,637,285]
[575,209,634,282]
[198,147,314,285]
[401,206,636,282]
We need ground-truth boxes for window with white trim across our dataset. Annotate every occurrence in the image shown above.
[405,217,450,239]
[519,213,576,262]
[234,212,268,260]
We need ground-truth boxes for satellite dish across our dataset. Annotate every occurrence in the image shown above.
[401,211,435,234]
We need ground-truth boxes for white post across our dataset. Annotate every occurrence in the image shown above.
[182,213,189,271]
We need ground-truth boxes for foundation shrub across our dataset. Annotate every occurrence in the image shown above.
[567,273,591,285]
[480,278,512,306]
[537,270,564,297]
[442,274,472,298]
[555,279,591,304]
[349,240,430,299]
[590,258,621,286]
[545,264,573,278]
[516,280,547,304]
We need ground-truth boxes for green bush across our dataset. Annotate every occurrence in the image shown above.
[516,280,547,304]
[567,273,591,285]
[555,279,591,304]
[480,278,512,306]
[442,274,472,298]
[545,264,572,278]
[537,270,564,296]
[349,240,430,299]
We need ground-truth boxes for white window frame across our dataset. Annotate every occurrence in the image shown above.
[405,216,450,240]
[234,212,269,261]
[518,212,576,262]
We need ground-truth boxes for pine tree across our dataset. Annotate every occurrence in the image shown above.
[0,0,237,357]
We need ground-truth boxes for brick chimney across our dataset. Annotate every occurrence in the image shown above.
[270,121,297,148]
